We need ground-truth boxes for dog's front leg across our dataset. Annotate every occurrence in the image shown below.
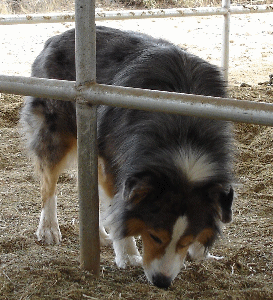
[112,237,142,268]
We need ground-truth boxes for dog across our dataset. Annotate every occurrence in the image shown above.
[20,26,234,288]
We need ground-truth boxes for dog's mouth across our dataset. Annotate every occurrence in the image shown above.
[144,266,180,289]
[143,253,183,289]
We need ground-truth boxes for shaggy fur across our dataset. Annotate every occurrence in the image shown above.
[20,26,235,288]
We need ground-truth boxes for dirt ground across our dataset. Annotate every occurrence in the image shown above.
[1,8,273,300]
[1,83,273,300]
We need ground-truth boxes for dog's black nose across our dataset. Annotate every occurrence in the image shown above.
[152,274,172,289]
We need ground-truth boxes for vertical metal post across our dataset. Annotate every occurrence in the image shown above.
[222,0,230,82]
[75,0,100,275]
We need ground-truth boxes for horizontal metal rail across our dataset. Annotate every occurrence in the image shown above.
[1,74,273,126]
[0,5,272,25]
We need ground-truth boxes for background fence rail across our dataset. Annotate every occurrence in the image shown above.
[0,5,273,25]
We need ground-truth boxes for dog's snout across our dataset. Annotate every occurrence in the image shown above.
[152,274,172,289]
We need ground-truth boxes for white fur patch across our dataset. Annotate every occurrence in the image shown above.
[188,241,224,261]
[174,148,216,183]
[98,182,112,247]
[36,194,61,244]
[144,216,188,283]
[188,240,206,261]
[36,188,112,246]
[99,225,111,247]
[112,236,142,268]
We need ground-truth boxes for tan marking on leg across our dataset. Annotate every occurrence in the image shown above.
[39,136,77,206]
[36,136,77,244]
[98,157,115,199]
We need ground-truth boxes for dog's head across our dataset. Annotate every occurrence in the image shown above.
[111,172,234,288]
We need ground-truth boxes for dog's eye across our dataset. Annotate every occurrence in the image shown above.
[149,233,162,244]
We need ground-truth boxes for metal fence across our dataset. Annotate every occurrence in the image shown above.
[0,0,273,275]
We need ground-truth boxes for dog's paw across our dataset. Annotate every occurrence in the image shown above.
[113,237,142,268]
[188,242,224,261]
[188,241,206,261]
[36,195,61,245]
[115,255,128,269]
[36,222,62,245]
[128,254,143,266]
[36,206,61,245]
[115,254,143,269]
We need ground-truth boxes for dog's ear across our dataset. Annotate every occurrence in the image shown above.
[123,174,154,206]
[208,184,234,223]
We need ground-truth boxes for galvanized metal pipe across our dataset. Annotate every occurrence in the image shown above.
[1,75,273,126]
[1,5,273,25]
[0,12,75,25]
[222,0,230,81]
[82,84,273,126]
[229,5,273,15]
[0,76,76,100]
[75,0,100,275]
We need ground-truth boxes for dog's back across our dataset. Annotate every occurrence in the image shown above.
[21,26,228,168]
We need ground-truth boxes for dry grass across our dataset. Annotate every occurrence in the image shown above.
[1,86,273,299]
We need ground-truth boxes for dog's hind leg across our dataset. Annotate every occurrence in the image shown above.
[36,139,77,245]
[20,97,78,244]
[37,164,62,244]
